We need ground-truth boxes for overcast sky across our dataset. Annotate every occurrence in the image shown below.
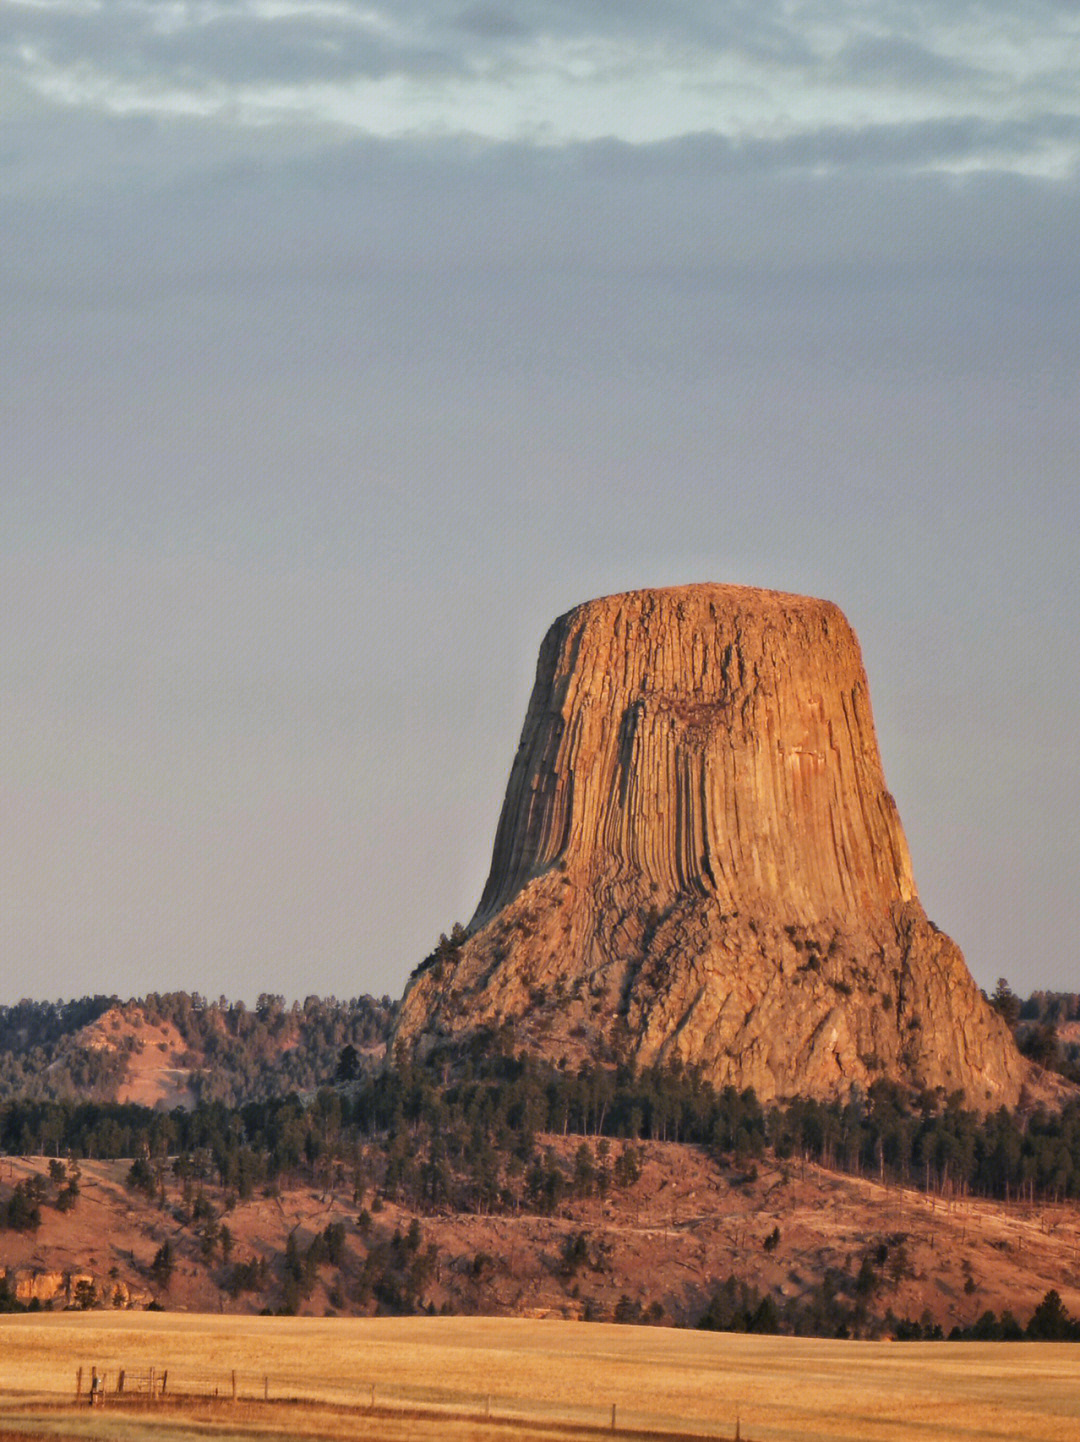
[2,0,1078,1006]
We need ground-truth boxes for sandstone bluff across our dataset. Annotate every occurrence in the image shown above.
[396,584,1034,1109]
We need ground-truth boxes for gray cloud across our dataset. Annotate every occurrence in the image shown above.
[453,4,531,41]
[706,113,1080,173]
[1,2,469,86]
[461,0,820,63]
[834,34,987,87]
[152,21,463,86]
[3,0,1079,178]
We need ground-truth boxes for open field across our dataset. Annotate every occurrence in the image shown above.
[2,1314,1080,1442]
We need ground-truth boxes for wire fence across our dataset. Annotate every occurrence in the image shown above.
[69,1363,746,1440]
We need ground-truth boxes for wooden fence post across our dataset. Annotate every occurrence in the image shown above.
[264,1374,269,1402]
[117,1370,125,1395]
[232,1370,237,1402]
[161,1370,168,1396]
[611,1401,617,1430]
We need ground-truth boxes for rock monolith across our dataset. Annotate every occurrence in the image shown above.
[396,585,1037,1108]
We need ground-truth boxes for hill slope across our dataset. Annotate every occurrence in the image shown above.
[0,994,394,1109]
[3,1141,1079,1338]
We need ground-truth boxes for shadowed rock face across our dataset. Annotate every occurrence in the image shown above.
[396,585,1036,1109]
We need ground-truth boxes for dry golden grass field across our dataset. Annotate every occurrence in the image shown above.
[1,1313,1079,1442]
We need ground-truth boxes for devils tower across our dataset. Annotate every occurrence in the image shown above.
[396,584,1034,1109]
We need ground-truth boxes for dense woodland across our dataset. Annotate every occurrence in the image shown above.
[0,998,127,1101]
[0,993,395,1105]
[993,981,1080,1082]
[3,1040,1080,1205]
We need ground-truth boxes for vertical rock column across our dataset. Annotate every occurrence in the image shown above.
[396,585,1032,1110]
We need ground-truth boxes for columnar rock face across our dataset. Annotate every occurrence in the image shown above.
[396,585,1035,1109]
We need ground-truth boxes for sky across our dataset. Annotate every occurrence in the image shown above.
[2,0,1078,1007]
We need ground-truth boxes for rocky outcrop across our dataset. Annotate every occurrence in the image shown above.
[396,585,1043,1110]
[11,1268,67,1305]
[8,1268,149,1308]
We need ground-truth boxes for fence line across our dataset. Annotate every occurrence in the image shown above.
[70,1364,747,1439]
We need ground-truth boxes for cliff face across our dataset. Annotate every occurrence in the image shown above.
[396,585,1036,1109]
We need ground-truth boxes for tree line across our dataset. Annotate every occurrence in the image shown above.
[990,980,1080,1082]
[695,1270,1080,1343]
[3,1043,1080,1207]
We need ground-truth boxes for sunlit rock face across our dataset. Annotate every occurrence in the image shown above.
[397,585,1033,1109]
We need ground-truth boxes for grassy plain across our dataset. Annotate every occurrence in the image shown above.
[1,1313,1079,1442]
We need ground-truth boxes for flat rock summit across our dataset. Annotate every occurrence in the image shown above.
[397,584,1037,1109]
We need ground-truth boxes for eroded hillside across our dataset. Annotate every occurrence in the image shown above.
[3,1142,1079,1339]
[0,994,394,1109]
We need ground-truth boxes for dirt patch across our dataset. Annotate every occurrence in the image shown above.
[74,1010,196,1112]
